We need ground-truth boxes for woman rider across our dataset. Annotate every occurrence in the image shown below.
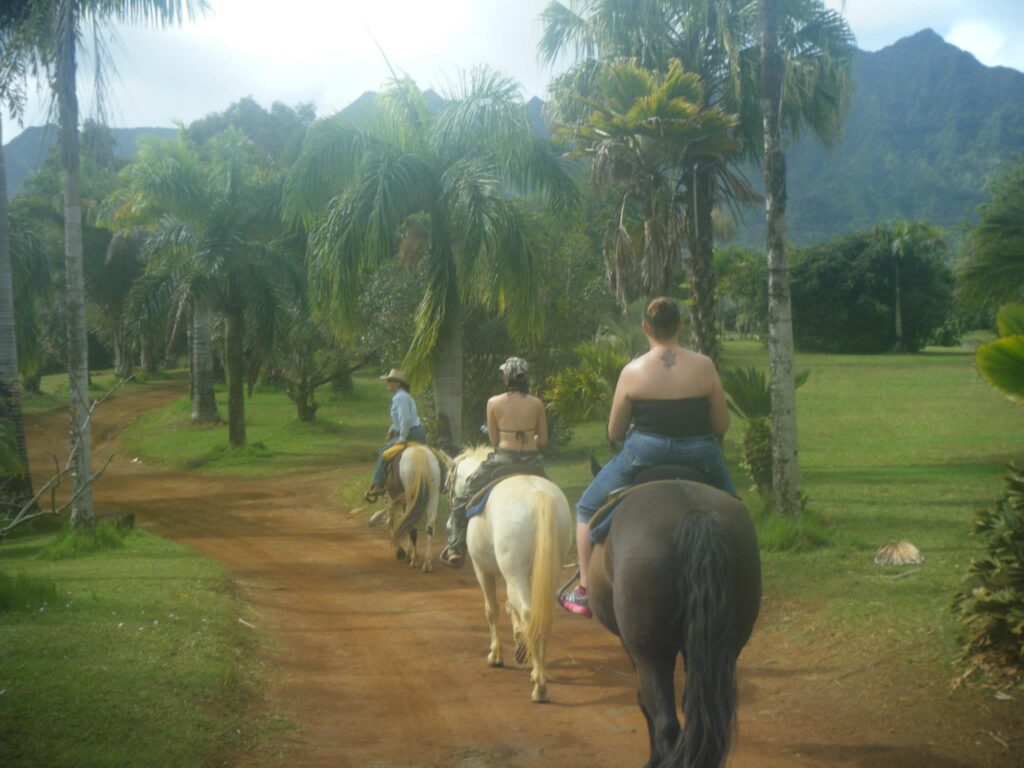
[559,297,736,617]
[364,368,427,503]
[440,357,548,568]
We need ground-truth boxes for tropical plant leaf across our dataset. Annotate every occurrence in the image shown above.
[997,304,1024,338]
[976,336,1024,403]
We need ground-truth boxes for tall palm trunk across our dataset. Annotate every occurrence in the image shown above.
[893,261,903,352]
[0,114,34,507]
[224,307,246,448]
[190,296,219,423]
[761,0,801,515]
[687,165,719,361]
[431,294,462,451]
[57,1,94,529]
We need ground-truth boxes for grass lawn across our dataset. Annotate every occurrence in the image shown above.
[0,526,267,768]
[122,344,1024,687]
[120,382,386,478]
[22,370,171,417]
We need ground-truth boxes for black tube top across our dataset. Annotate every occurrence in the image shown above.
[632,397,712,438]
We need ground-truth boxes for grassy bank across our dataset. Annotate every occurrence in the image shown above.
[120,382,386,478]
[0,526,266,767]
[22,370,170,416]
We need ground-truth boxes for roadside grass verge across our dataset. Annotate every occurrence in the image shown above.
[120,380,389,477]
[0,526,266,767]
[22,369,172,416]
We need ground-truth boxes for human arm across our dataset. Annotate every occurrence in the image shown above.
[534,400,549,449]
[393,392,416,441]
[486,398,500,447]
[607,368,633,443]
[709,369,730,437]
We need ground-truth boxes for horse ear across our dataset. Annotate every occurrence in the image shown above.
[590,455,602,477]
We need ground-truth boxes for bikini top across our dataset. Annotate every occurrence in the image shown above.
[631,397,712,438]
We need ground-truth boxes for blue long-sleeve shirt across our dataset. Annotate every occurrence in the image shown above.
[389,388,421,440]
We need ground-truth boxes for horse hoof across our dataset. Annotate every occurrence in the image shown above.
[531,688,548,704]
[422,562,432,573]
[488,657,504,668]
[395,547,406,561]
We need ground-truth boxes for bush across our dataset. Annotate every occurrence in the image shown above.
[952,464,1024,687]
[39,521,128,560]
[0,571,58,612]
[790,224,954,353]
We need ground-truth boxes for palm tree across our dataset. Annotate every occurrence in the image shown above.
[549,59,747,309]
[112,132,290,447]
[285,69,576,446]
[876,221,947,352]
[0,3,43,509]
[28,0,205,529]
[959,162,1024,309]
[539,0,854,360]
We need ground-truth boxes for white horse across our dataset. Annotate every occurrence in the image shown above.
[384,444,445,573]
[448,446,573,702]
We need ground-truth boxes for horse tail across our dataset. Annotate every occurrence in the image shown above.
[524,488,559,661]
[673,512,737,768]
[391,448,429,545]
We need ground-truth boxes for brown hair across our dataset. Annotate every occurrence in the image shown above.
[644,297,682,340]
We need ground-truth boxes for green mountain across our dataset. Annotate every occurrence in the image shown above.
[5,29,1020,245]
[741,29,1024,245]
[3,125,178,197]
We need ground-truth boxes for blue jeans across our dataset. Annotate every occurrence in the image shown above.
[576,430,737,522]
[373,424,428,486]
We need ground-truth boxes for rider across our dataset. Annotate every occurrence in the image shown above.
[440,357,548,568]
[364,368,427,503]
[559,297,736,617]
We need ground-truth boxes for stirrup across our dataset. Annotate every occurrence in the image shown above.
[440,545,465,568]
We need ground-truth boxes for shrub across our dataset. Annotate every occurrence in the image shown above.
[952,464,1024,687]
[40,521,128,560]
[0,571,58,612]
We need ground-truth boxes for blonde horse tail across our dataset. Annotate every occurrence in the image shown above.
[525,488,559,662]
[391,448,429,545]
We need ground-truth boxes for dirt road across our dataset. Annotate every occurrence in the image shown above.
[25,381,1018,768]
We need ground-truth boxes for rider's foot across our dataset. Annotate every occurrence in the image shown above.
[440,545,465,568]
[363,485,384,503]
[559,585,592,618]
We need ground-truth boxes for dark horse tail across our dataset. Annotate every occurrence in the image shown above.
[672,512,737,768]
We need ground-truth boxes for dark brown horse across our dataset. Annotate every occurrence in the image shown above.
[587,473,761,768]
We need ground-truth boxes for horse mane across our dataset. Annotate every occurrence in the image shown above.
[452,444,491,465]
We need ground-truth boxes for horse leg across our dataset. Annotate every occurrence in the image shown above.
[407,527,419,568]
[634,651,681,767]
[474,565,504,668]
[636,689,658,768]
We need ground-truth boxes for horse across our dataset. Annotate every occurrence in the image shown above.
[448,446,573,703]
[383,444,446,573]
[586,465,761,768]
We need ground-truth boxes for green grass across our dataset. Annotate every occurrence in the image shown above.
[0,527,266,768]
[120,380,390,478]
[22,369,169,416]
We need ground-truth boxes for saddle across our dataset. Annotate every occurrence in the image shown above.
[464,464,548,520]
[588,464,709,544]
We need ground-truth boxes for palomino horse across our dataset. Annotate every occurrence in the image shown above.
[384,445,445,573]
[448,446,573,703]
[587,471,761,768]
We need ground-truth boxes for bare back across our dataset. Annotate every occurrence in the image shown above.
[487,392,548,452]
[608,343,729,441]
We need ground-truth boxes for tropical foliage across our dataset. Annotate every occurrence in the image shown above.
[720,366,809,495]
[789,224,954,353]
[285,68,576,445]
[952,464,1024,687]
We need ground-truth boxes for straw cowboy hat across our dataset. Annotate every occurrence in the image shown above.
[380,368,410,387]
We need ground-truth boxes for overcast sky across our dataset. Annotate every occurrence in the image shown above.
[4,0,1023,141]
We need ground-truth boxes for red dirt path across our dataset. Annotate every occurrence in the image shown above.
[24,380,1020,768]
